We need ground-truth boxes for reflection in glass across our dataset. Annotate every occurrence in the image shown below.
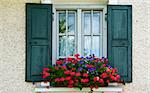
[59,36,67,56]
[93,12,100,34]
[92,36,100,57]
[59,12,66,33]
[68,13,75,34]
[84,36,91,56]
[67,36,75,56]
[84,12,91,34]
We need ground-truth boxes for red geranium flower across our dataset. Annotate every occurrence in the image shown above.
[42,71,50,78]
[101,73,107,78]
[60,77,65,81]
[55,78,60,82]
[70,72,75,76]
[81,79,89,83]
[68,84,73,88]
[75,72,81,77]
[67,57,73,62]
[56,60,62,65]
[65,76,71,80]
[99,79,104,84]
[61,66,67,70]
[64,70,70,75]
[116,75,120,80]
[55,66,59,70]
[74,54,80,58]
[43,68,49,72]
[83,73,89,77]
[93,77,99,82]
[69,80,74,84]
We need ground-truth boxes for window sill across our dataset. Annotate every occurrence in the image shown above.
[33,85,123,93]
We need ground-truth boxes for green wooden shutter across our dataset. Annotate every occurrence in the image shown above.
[26,4,52,82]
[107,5,132,82]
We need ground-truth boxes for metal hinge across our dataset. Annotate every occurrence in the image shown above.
[105,13,108,21]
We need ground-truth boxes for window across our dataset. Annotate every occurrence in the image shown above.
[26,4,132,82]
[56,9,104,59]
[57,11,76,58]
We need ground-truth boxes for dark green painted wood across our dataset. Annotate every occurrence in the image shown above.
[107,5,132,82]
[26,3,52,82]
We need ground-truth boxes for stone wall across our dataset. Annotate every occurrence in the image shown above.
[0,0,149,93]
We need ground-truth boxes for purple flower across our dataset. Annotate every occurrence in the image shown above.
[88,67,96,72]
[78,67,83,71]
[52,64,56,66]
[79,61,84,64]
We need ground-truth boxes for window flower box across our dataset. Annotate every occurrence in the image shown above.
[42,54,121,90]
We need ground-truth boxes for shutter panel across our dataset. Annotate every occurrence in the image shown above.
[26,4,52,82]
[107,5,132,82]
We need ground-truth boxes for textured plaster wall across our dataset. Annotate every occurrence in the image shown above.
[0,0,150,93]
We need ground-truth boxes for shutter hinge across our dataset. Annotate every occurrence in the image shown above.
[105,13,108,21]
[52,12,54,21]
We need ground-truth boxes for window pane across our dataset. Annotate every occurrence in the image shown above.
[84,36,91,56]
[59,36,67,56]
[68,12,75,34]
[93,12,100,34]
[84,12,91,34]
[59,12,66,33]
[67,36,75,56]
[92,36,100,57]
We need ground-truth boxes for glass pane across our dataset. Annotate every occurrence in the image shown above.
[68,12,75,34]
[84,36,91,56]
[59,12,66,33]
[67,36,75,56]
[84,12,91,34]
[59,36,67,56]
[93,12,100,34]
[92,36,100,57]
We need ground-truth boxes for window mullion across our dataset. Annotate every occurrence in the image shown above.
[91,10,93,55]
[66,10,68,57]
[77,9,82,55]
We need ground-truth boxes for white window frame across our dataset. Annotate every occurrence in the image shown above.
[52,4,107,64]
